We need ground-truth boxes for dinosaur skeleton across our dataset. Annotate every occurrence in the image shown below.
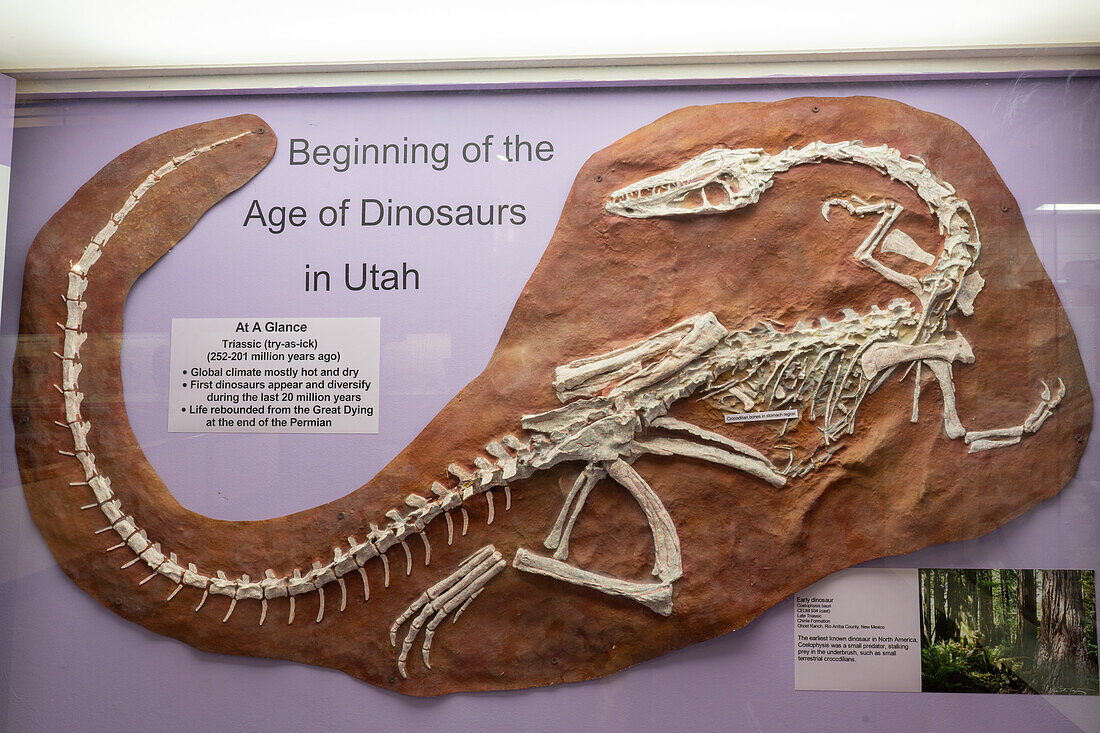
[54,136,1064,681]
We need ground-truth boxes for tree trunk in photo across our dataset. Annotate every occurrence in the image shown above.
[952,570,979,644]
[920,571,932,646]
[932,570,953,644]
[992,570,1007,644]
[1000,570,1014,646]
[978,569,994,645]
[1034,570,1092,694]
[1016,569,1038,658]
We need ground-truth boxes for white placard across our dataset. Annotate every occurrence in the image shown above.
[794,568,922,692]
[168,317,380,433]
[724,409,798,424]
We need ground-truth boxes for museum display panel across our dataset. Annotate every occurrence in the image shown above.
[1,71,1096,728]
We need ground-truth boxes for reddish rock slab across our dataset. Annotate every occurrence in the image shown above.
[13,99,1091,695]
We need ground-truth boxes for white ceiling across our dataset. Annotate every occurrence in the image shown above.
[2,0,1097,73]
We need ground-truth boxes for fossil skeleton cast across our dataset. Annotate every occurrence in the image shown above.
[38,117,1067,683]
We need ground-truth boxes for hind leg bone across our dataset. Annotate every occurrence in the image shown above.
[921,359,1065,452]
[964,378,1066,452]
[513,459,681,616]
[543,463,606,560]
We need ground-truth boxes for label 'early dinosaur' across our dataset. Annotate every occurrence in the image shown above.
[12,100,1092,695]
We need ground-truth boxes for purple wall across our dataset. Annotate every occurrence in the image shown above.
[1,76,1097,731]
[0,74,12,167]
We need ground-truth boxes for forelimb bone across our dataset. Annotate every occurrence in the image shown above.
[824,197,921,297]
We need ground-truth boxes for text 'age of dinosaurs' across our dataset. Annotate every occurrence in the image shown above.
[13,99,1091,695]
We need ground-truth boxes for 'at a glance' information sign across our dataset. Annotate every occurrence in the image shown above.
[168,317,380,433]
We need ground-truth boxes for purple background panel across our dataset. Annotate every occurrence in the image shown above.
[0,73,13,167]
[1,77,1097,731]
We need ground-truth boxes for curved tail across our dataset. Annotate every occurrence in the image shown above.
[12,115,537,642]
[12,116,296,626]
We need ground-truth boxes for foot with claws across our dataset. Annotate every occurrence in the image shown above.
[390,545,507,678]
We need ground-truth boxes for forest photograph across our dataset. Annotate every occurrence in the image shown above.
[920,569,1097,695]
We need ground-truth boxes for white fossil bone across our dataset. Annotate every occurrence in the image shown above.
[955,271,985,316]
[447,463,474,484]
[967,436,1023,452]
[860,335,974,379]
[389,545,506,678]
[544,464,605,559]
[632,436,786,488]
[880,229,935,265]
[513,549,675,616]
[1023,378,1065,433]
[419,532,431,566]
[484,441,510,460]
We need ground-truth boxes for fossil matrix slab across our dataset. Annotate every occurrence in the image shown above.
[12,99,1091,695]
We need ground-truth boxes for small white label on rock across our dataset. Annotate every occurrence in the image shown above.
[724,409,798,424]
[168,317,380,434]
[794,568,922,692]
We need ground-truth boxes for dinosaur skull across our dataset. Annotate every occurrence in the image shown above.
[605,147,775,218]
